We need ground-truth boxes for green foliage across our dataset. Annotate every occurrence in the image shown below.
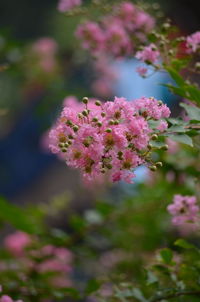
[0,196,43,234]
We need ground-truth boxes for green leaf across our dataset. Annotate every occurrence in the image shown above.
[180,103,200,121]
[85,279,100,294]
[160,248,173,264]
[185,85,200,104]
[132,288,148,302]
[163,84,187,98]
[174,239,196,249]
[167,118,184,125]
[166,67,186,87]
[167,134,193,146]
[146,270,158,285]
[168,125,186,133]
[0,196,40,234]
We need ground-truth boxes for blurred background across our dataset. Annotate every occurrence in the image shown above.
[0,0,199,207]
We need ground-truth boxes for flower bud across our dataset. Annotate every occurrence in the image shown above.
[160,144,168,150]
[97,122,102,127]
[101,112,106,117]
[66,120,73,126]
[149,165,157,171]
[58,143,64,148]
[92,117,98,122]
[109,120,114,125]
[61,148,67,153]
[106,128,112,133]
[82,97,89,104]
[114,120,119,125]
[151,134,158,140]
[82,110,88,116]
[195,62,200,70]
[156,161,163,168]
[95,100,101,106]
[106,164,113,170]
[73,125,79,132]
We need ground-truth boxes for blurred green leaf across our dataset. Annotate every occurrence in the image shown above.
[166,67,186,87]
[167,134,193,146]
[146,270,158,285]
[0,196,41,234]
[160,248,173,264]
[85,279,100,294]
[131,288,148,302]
[180,103,200,121]
[174,239,196,249]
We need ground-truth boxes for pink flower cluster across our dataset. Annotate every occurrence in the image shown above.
[0,287,22,302]
[58,0,81,12]
[4,231,31,257]
[75,2,155,57]
[31,38,58,73]
[186,31,200,53]
[167,195,199,226]
[1,231,73,297]
[49,96,170,184]
[135,43,160,64]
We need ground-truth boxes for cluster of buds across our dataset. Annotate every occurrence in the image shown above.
[49,96,170,185]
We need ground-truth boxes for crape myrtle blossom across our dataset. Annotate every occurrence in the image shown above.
[136,66,148,77]
[58,0,81,12]
[31,38,58,73]
[167,195,200,227]
[135,44,160,64]
[75,2,155,57]
[186,31,200,53]
[49,96,170,185]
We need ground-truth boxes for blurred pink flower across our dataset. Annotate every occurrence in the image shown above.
[4,232,31,257]
[186,31,200,53]
[58,0,81,12]
[167,195,199,228]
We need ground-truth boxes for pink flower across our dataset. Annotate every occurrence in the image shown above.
[104,23,132,56]
[186,31,200,53]
[4,232,32,257]
[58,0,81,12]
[136,66,148,77]
[157,120,168,132]
[31,38,58,73]
[32,38,58,56]
[0,296,13,302]
[74,2,155,58]
[133,97,170,120]
[167,195,199,227]
[48,96,170,185]
[75,22,105,55]
[136,44,160,64]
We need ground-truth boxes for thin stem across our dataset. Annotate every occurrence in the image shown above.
[150,290,200,302]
